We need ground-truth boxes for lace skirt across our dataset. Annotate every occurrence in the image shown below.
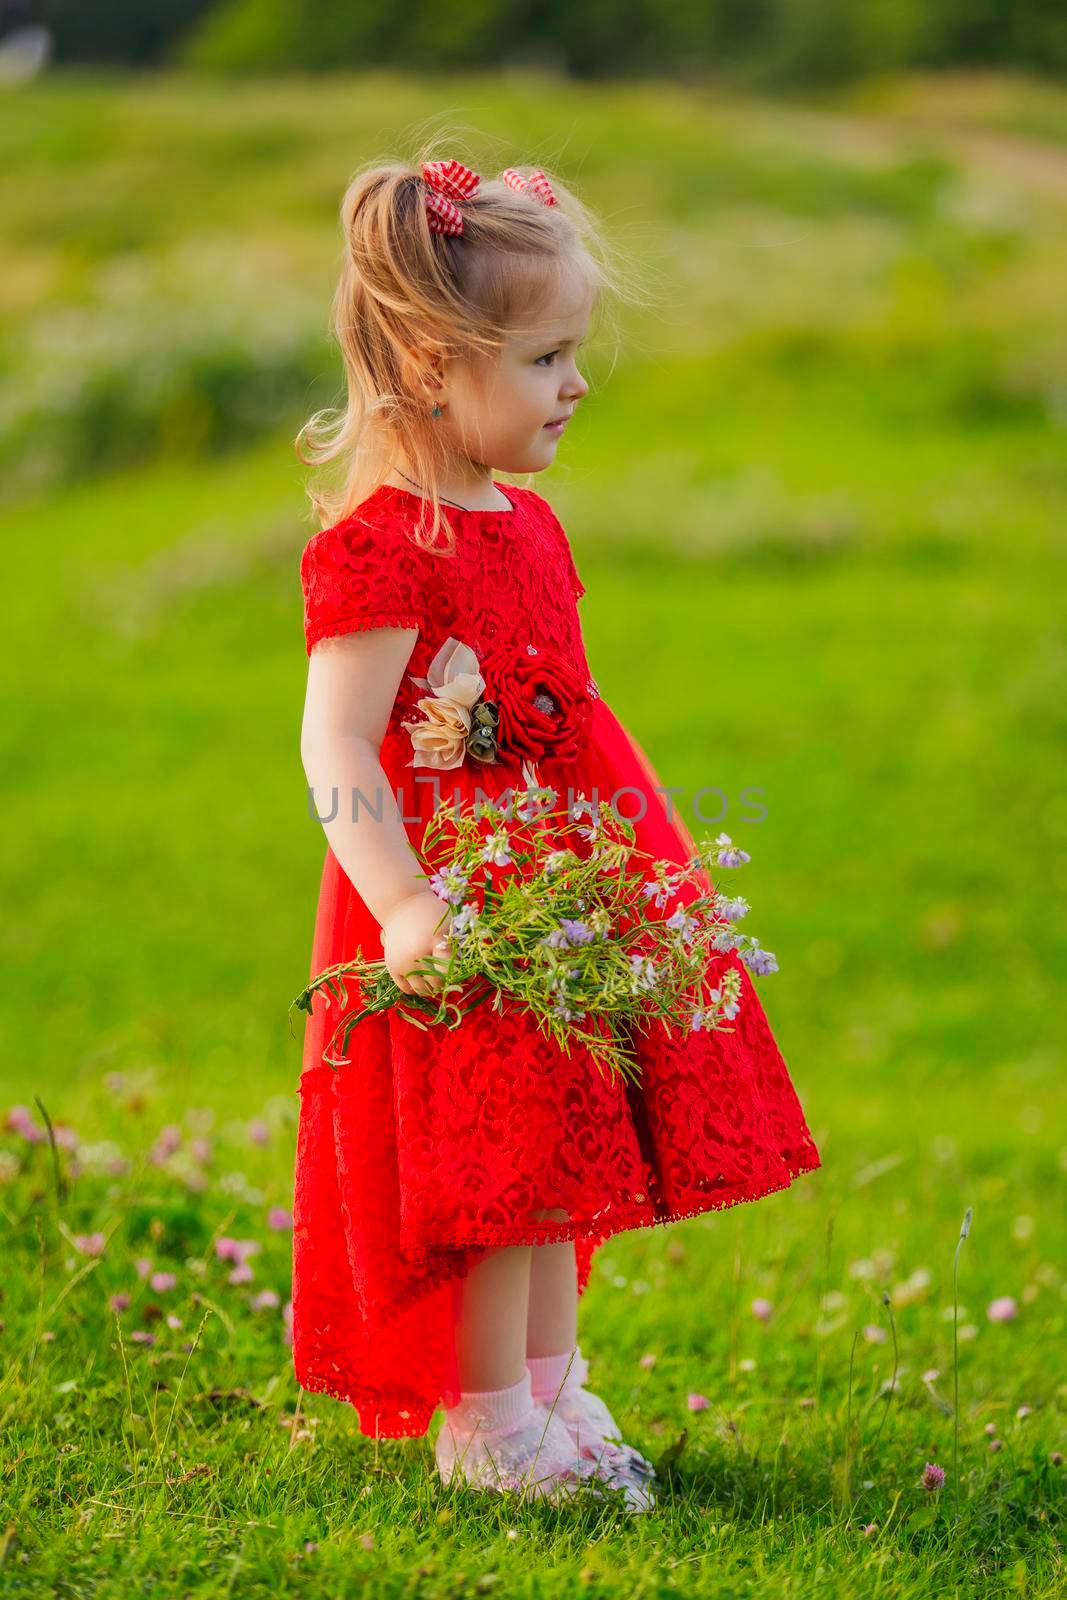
[291,699,822,1437]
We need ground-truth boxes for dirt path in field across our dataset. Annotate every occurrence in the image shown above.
[734,75,1067,209]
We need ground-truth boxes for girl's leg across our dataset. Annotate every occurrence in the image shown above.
[527,1207,577,1358]
[440,1238,587,1499]
[453,1243,533,1391]
[440,1215,656,1507]
[525,1208,658,1504]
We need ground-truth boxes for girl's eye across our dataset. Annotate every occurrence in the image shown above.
[535,342,585,368]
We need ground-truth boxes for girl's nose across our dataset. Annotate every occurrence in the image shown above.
[565,370,589,402]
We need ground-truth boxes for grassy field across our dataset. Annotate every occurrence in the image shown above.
[0,68,1064,1596]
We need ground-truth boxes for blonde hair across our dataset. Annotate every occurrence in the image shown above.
[296,136,648,552]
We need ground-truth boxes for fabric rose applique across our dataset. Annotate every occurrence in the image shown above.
[401,636,592,773]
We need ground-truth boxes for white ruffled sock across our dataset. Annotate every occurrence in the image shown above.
[526,1344,585,1404]
[443,1368,536,1437]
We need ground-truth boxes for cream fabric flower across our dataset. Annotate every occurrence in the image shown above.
[411,637,485,709]
[403,637,487,770]
[403,695,471,770]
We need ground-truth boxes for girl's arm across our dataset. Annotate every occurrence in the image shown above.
[300,626,449,996]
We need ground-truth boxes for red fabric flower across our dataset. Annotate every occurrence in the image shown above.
[479,643,592,765]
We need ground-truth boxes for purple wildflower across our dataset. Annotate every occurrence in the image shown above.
[629,954,658,993]
[5,1105,44,1143]
[709,984,740,1021]
[739,940,778,976]
[714,832,751,868]
[150,1124,182,1164]
[246,1118,270,1146]
[149,1271,177,1293]
[449,904,478,945]
[551,997,585,1023]
[687,1393,710,1412]
[73,1231,106,1257]
[228,1262,255,1286]
[429,866,469,906]
[109,1293,130,1314]
[251,1289,281,1311]
[920,1462,945,1492]
[480,829,513,868]
[215,1237,260,1264]
[129,1330,155,1346]
[714,894,750,923]
[986,1296,1018,1322]
[559,918,594,945]
[267,1207,292,1232]
[282,1299,293,1347]
[568,794,601,843]
[665,905,699,939]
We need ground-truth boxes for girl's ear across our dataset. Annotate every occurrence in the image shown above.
[399,343,445,404]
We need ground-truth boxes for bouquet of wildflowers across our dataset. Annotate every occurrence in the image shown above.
[289,777,778,1088]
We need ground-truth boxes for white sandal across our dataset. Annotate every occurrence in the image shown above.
[434,1372,656,1511]
[434,1371,601,1503]
[534,1346,659,1496]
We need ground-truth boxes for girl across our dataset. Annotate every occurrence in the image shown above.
[294,151,822,1511]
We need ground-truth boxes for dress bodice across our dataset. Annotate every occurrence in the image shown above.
[301,483,599,747]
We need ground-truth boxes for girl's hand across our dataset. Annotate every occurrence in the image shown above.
[381,892,453,998]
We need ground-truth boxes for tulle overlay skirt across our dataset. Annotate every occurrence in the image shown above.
[293,698,821,1437]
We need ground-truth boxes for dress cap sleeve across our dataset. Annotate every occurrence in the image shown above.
[300,509,433,655]
[523,488,586,602]
[566,545,586,601]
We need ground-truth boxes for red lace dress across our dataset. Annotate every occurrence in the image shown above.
[293,481,821,1438]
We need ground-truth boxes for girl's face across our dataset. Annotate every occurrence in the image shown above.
[437,285,593,477]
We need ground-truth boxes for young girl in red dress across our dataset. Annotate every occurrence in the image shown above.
[293,152,822,1510]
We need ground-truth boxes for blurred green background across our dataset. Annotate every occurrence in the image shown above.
[2,55,1062,1143]
[1,13,1065,1592]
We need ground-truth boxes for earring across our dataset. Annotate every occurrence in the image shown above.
[431,402,442,419]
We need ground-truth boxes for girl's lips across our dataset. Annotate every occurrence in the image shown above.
[544,419,568,432]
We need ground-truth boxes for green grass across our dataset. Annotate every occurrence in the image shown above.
[1,67,1065,1598]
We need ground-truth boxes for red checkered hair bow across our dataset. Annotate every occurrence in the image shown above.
[420,159,481,236]
[501,168,558,207]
